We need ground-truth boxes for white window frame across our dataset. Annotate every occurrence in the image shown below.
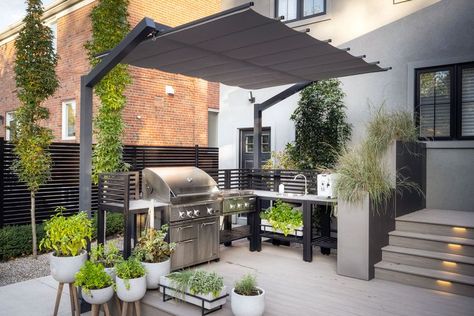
[62,100,76,140]
[48,21,58,53]
[5,111,15,141]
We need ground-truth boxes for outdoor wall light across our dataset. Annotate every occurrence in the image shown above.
[248,91,255,103]
[165,85,175,96]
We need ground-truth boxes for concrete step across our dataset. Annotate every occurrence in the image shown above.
[396,209,474,239]
[382,245,474,276]
[389,231,474,256]
[374,261,474,297]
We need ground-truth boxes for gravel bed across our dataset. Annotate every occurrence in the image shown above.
[0,252,51,287]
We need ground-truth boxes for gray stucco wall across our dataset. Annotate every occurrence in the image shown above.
[219,0,474,211]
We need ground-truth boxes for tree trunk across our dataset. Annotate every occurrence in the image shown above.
[31,191,37,259]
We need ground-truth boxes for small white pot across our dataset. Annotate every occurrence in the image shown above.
[231,287,265,316]
[142,258,171,289]
[116,275,147,302]
[105,267,116,281]
[82,285,114,305]
[50,250,87,283]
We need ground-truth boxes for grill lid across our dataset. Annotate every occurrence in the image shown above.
[142,167,218,202]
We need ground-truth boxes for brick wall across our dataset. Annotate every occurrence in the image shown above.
[0,0,220,146]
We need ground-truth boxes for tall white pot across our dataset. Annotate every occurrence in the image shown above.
[50,250,87,283]
[142,258,171,289]
[81,285,114,305]
[231,287,265,316]
[116,276,147,302]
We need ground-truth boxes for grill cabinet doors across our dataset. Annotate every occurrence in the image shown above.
[198,219,219,262]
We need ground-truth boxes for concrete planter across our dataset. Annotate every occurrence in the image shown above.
[141,258,171,289]
[50,250,87,283]
[231,287,265,316]
[104,267,116,281]
[116,276,147,302]
[82,285,114,305]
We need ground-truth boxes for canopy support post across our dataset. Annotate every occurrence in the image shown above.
[252,81,313,169]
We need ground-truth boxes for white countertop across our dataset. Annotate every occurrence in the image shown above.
[128,199,169,211]
[253,190,337,203]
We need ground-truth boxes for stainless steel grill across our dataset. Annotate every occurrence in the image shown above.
[142,167,221,269]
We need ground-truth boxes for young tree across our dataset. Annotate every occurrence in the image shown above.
[289,79,351,170]
[85,0,131,184]
[13,0,59,258]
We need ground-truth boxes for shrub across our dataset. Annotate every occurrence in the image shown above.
[115,257,146,280]
[90,242,122,268]
[260,200,303,236]
[167,270,224,298]
[133,225,175,263]
[234,274,260,296]
[91,212,124,239]
[0,224,45,261]
[75,261,113,295]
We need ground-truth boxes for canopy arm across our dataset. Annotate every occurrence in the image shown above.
[253,81,313,168]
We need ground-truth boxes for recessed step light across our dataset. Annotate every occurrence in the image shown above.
[442,261,457,267]
[448,243,462,250]
[436,280,452,287]
[453,227,467,232]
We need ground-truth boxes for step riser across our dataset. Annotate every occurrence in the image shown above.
[389,236,474,257]
[375,268,474,297]
[396,221,474,239]
[382,251,474,276]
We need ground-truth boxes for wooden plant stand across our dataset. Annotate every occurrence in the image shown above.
[121,301,142,316]
[91,302,111,316]
[53,283,80,316]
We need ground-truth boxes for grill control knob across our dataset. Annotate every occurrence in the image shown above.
[179,211,186,219]
[186,210,194,218]
[244,202,249,208]
[207,207,214,215]
[194,209,200,216]
[230,204,235,209]
[237,203,242,209]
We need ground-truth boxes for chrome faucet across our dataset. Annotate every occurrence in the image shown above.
[294,174,308,195]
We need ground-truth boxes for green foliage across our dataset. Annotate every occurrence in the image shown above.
[0,224,45,261]
[115,257,146,289]
[262,143,299,170]
[133,225,176,263]
[75,261,113,294]
[85,0,131,184]
[260,200,303,236]
[90,242,122,268]
[234,274,260,296]
[39,210,93,256]
[335,107,421,209]
[290,80,351,170]
[91,212,124,239]
[167,270,224,298]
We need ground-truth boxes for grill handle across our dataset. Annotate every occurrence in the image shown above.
[201,221,217,227]
[177,225,193,231]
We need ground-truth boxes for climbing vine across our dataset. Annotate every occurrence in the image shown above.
[85,0,131,184]
[13,0,59,258]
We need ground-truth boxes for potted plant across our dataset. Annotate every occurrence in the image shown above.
[39,211,92,283]
[90,242,122,279]
[74,261,114,305]
[260,200,303,236]
[160,270,227,310]
[115,257,147,302]
[231,274,265,316]
[133,225,175,289]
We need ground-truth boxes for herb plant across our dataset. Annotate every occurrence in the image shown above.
[133,225,175,263]
[39,210,93,257]
[260,200,303,236]
[90,243,122,268]
[115,257,146,289]
[167,270,224,298]
[75,261,113,295]
[234,274,260,296]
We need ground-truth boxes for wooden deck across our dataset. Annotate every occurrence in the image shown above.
[397,209,474,228]
[144,240,474,316]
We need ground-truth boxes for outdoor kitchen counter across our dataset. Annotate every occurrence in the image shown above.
[252,190,337,262]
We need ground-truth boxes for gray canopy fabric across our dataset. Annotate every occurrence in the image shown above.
[121,8,384,89]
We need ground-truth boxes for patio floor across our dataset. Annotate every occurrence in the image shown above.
[145,240,474,316]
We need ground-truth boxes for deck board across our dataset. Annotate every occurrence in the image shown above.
[145,240,474,316]
[397,209,474,228]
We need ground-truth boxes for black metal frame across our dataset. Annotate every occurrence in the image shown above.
[160,283,229,316]
[414,61,474,141]
[275,0,327,23]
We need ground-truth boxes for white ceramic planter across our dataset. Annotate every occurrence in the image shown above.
[159,276,227,310]
[50,250,87,283]
[261,219,303,237]
[231,287,265,316]
[81,285,114,305]
[142,258,171,289]
[116,275,147,302]
[104,267,116,281]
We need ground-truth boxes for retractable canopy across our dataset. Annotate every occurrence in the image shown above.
[121,5,385,89]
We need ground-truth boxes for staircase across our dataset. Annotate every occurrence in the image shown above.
[374,209,474,297]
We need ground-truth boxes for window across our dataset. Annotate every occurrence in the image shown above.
[49,22,57,53]
[415,62,474,139]
[276,0,326,22]
[5,112,15,141]
[62,100,76,140]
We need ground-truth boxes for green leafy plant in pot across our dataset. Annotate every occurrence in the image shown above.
[133,225,176,289]
[39,211,92,283]
[90,242,122,279]
[231,274,265,316]
[260,200,303,236]
[115,257,146,302]
[75,261,114,305]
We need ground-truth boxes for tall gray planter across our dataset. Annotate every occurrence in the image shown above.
[336,141,425,280]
